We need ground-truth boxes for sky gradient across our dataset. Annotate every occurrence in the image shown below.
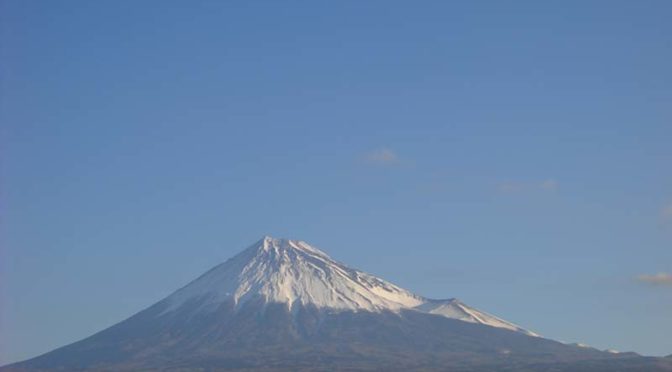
[1,0,671,364]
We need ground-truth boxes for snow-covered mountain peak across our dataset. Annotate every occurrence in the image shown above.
[161,237,537,336]
[414,298,539,337]
[255,236,330,258]
[164,236,424,313]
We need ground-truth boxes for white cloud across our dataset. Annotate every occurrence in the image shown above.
[364,148,399,166]
[636,272,672,286]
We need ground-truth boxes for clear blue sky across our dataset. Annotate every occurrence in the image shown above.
[1,0,671,364]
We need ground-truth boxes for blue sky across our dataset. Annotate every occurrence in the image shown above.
[1,0,671,364]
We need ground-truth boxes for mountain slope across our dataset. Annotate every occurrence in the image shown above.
[415,298,538,336]
[163,236,424,314]
[161,236,536,335]
[3,236,671,371]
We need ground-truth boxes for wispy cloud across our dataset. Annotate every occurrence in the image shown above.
[636,272,672,286]
[497,181,525,193]
[540,179,559,191]
[497,178,558,194]
[661,203,672,221]
[363,148,399,166]
[659,203,672,230]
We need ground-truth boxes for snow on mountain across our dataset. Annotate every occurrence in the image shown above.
[9,236,671,372]
[568,343,594,349]
[163,236,537,336]
[415,299,539,337]
[164,236,424,313]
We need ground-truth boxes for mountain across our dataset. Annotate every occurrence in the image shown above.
[3,236,671,371]
[160,236,535,336]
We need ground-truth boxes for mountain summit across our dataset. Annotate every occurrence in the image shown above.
[164,236,424,313]
[163,236,536,336]
[4,236,671,371]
